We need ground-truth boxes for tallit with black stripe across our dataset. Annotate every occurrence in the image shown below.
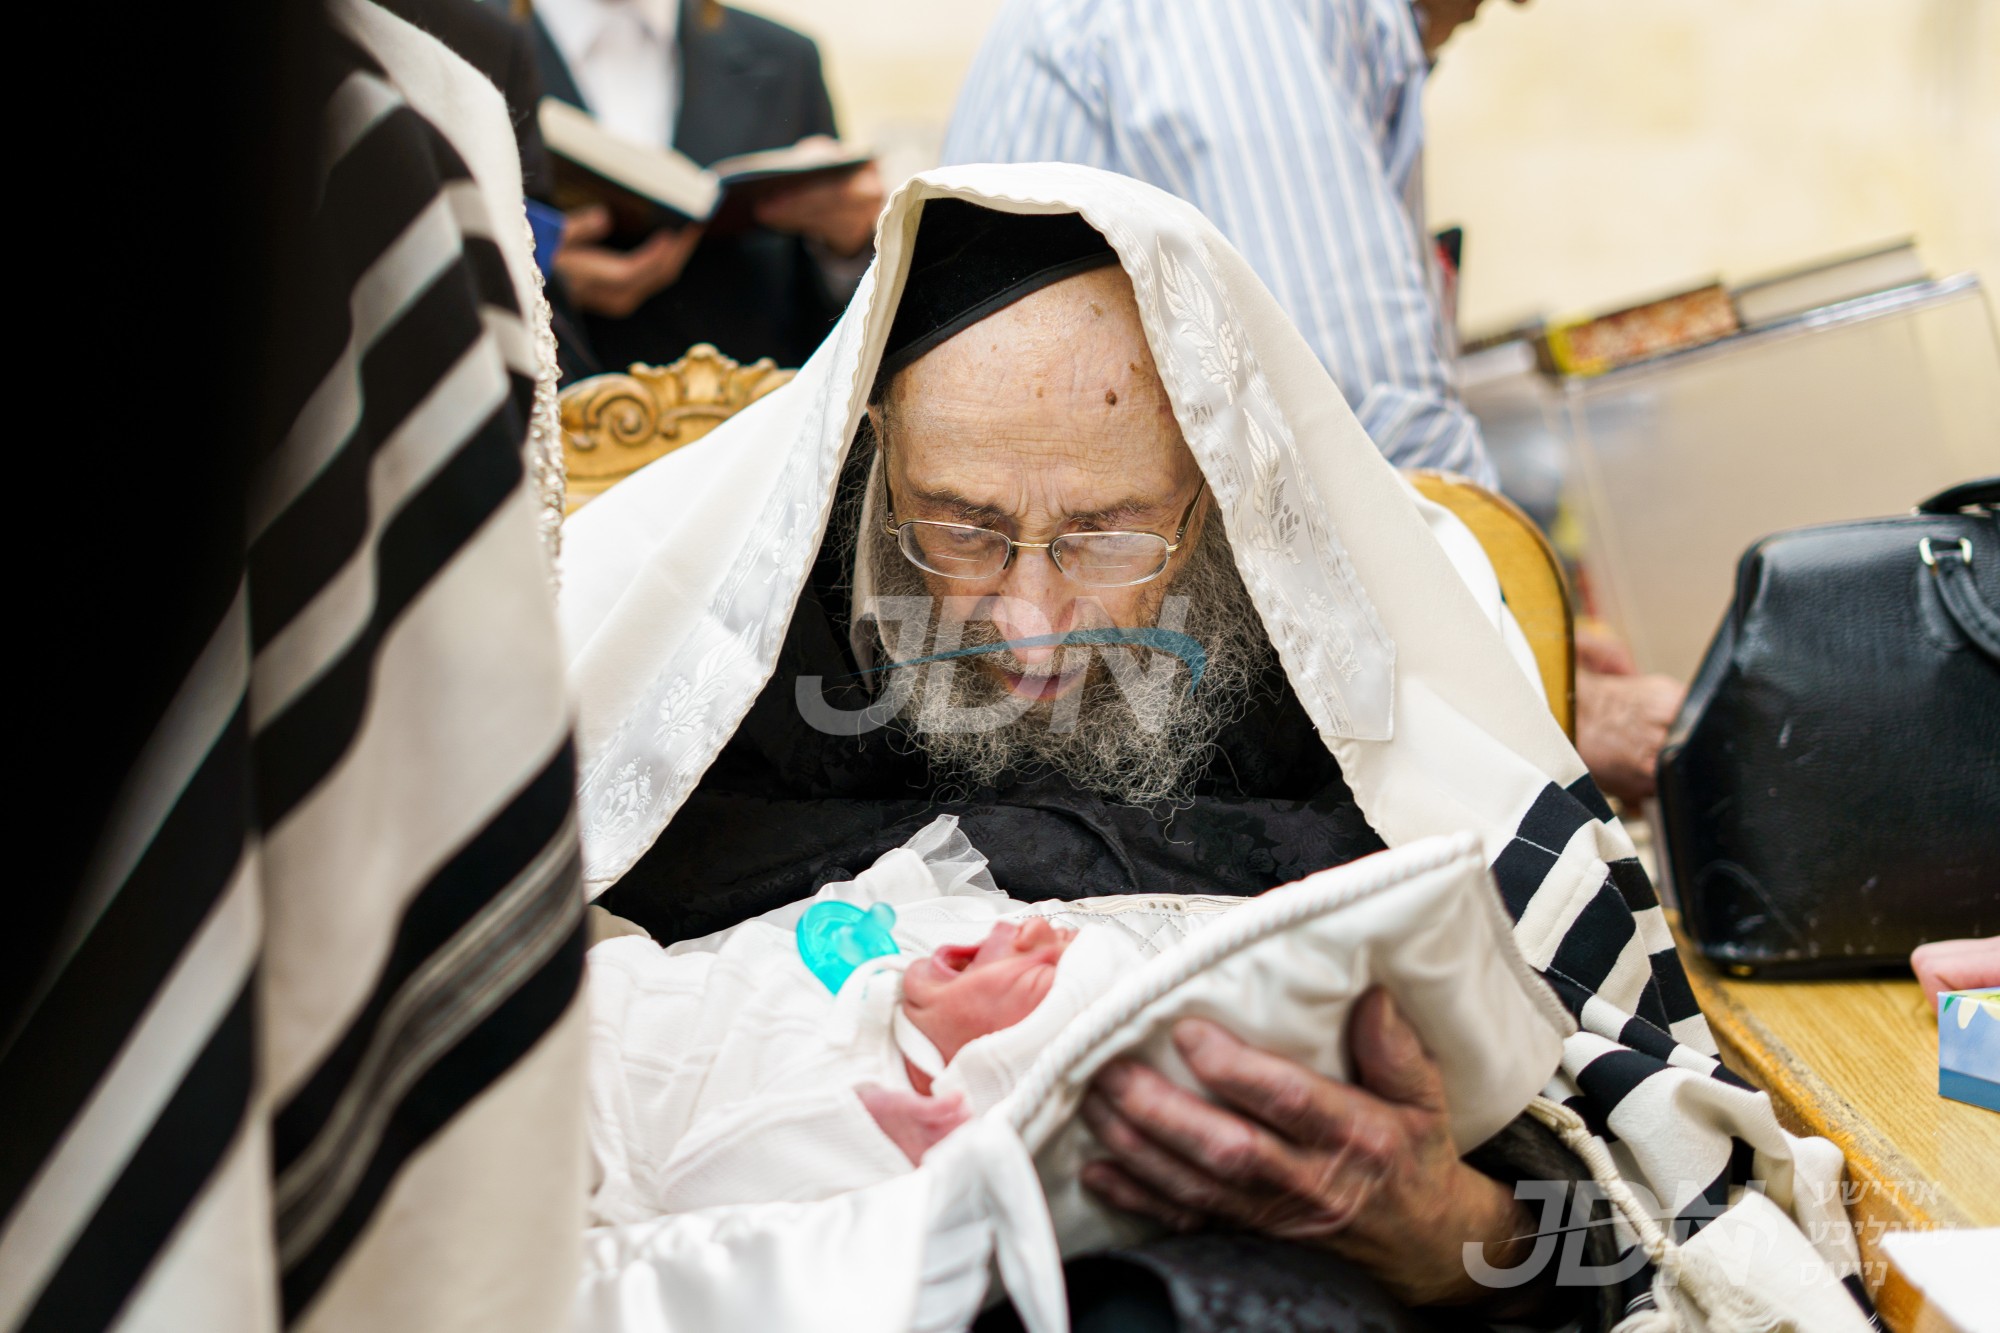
[1,5,585,1331]
[560,163,1871,1330]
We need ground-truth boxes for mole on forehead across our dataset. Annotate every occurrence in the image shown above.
[893,358,1173,427]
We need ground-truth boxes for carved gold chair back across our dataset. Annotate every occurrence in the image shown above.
[1408,470,1576,738]
[559,344,795,513]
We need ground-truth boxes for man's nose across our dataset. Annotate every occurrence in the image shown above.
[989,550,1074,665]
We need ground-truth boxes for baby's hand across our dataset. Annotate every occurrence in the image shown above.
[857,1083,971,1165]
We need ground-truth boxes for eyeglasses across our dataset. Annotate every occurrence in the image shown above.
[884,478,1207,588]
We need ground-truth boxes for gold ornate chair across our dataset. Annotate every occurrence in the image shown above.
[1408,470,1577,738]
[559,344,796,513]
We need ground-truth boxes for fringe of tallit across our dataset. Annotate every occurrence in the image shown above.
[1526,1096,1795,1333]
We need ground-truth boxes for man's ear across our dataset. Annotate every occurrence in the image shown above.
[1191,486,1216,545]
[867,397,905,490]
[1176,451,1214,543]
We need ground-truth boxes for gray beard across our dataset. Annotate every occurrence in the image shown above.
[864,519,1269,807]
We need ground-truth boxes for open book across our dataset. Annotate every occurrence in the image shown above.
[1537,283,1740,377]
[539,98,873,244]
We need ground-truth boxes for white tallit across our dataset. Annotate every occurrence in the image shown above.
[559,165,1866,1333]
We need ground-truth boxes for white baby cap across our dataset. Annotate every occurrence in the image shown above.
[931,925,1144,1115]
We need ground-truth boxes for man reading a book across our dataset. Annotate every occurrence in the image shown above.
[523,0,885,370]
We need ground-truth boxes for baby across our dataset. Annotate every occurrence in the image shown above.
[583,818,1140,1225]
[861,914,1082,1160]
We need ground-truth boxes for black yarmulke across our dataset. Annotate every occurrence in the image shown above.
[873,199,1118,397]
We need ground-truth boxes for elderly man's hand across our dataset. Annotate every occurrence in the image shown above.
[1080,989,1538,1311]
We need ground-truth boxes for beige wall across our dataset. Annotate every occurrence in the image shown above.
[733,0,1011,188]
[741,0,1999,333]
[1423,0,2000,333]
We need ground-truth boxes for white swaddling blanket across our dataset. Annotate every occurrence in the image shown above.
[579,824,1575,1332]
[991,830,1573,1262]
[586,818,1007,1221]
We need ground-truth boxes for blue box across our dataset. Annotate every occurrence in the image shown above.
[526,199,565,279]
[1939,987,2000,1113]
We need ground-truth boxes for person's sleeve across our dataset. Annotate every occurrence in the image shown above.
[796,37,839,140]
[950,0,1494,485]
[790,35,872,302]
[502,11,556,200]
[1462,1113,1631,1330]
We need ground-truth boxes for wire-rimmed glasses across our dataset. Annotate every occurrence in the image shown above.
[885,480,1207,588]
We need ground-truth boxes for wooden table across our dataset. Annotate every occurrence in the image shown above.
[1674,931,2000,1332]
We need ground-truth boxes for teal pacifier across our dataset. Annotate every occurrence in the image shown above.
[796,901,901,994]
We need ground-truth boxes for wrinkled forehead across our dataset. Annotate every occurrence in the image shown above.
[881,269,1190,503]
[874,205,1191,499]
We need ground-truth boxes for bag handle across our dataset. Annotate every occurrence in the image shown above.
[1918,475,2000,513]
[1923,536,2000,662]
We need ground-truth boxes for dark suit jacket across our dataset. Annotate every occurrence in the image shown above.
[522,0,846,371]
[386,0,613,383]
[378,0,556,199]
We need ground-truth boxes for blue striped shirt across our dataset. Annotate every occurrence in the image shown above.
[941,0,1495,483]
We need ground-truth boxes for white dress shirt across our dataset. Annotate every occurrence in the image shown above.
[537,0,680,148]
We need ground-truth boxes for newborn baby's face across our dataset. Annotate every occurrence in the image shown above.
[901,918,1077,1063]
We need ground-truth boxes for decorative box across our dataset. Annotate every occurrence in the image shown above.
[1939,987,2000,1113]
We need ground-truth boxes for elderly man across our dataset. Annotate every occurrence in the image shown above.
[560,166,1866,1333]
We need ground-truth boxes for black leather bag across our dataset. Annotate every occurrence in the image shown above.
[1657,477,2000,977]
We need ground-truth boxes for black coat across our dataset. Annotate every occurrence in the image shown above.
[389,0,611,380]
[524,0,847,371]
[378,0,556,199]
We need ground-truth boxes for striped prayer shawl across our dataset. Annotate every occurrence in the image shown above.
[1494,775,1876,1325]
[1500,776,1749,1317]
[2,16,585,1333]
